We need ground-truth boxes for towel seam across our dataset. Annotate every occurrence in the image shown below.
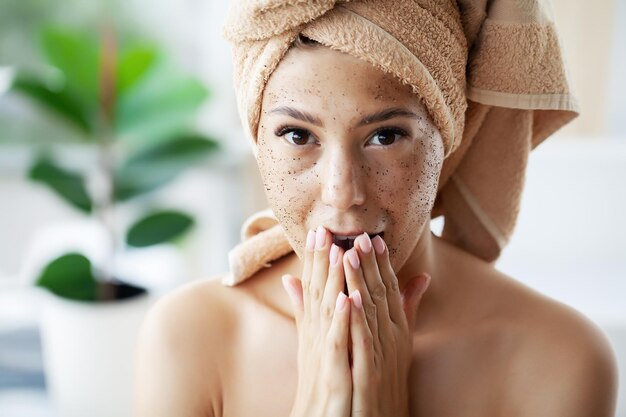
[466,86,580,112]
[450,174,508,249]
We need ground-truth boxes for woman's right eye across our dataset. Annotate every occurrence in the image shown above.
[275,127,316,146]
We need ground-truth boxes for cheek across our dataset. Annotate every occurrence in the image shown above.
[383,138,443,264]
[256,138,319,251]
[374,146,440,212]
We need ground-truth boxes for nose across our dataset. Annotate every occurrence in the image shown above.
[320,145,366,210]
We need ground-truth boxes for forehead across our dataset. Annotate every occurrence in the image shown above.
[262,46,426,115]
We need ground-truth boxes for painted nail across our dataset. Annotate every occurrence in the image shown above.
[329,244,339,266]
[336,292,347,311]
[372,235,385,255]
[347,249,360,269]
[357,232,372,253]
[281,275,297,305]
[306,229,315,251]
[350,290,363,309]
[315,225,327,250]
[417,274,431,294]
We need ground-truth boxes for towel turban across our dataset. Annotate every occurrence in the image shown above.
[221,0,579,286]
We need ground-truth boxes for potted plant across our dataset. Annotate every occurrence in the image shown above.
[8,23,219,417]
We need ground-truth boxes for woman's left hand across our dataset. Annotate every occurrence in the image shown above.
[343,233,430,417]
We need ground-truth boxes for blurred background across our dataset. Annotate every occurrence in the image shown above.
[0,0,624,416]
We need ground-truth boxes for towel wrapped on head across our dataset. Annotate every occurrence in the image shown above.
[221,0,579,286]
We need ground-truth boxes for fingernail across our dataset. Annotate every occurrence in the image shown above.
[281,275,296,304]
[347,249,360,269]
[336,292,347,311]
[329,244,339,266]
[418,274,431,294]
[408,279,421,300]
[350,290,362,309]
[315,225,327,250]
[306,229,315,251]
[372,235,385,255]
[407,275,429,300]
[357,232,372,253]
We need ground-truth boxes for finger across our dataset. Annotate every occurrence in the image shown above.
[348,289,374,393]
[326,291,351,371]
[320,243,345,334]
[403,273,431,332]
[372,235,404,326]
[301,229,315,319]
[354,233,392,334]
[310,225,332,324]
[282,274,303,323]
[343,248,379,352]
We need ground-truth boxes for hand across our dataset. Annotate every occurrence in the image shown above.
[344,233,430,417]
[281,226,353,417]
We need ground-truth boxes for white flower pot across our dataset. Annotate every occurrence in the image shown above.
[38,290,156,417]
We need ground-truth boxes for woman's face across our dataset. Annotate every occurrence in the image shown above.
[256,45,444,273]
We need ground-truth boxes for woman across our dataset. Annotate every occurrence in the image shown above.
[133,1,618,416]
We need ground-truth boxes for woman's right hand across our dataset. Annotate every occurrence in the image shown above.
[281,225,353,417]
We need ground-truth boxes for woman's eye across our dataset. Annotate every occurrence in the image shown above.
[368,128,406,146]
[276,127,315,146]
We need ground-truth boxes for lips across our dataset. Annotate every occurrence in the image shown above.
[331,232,384,251]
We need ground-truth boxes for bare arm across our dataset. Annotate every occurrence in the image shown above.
[133,281,225,417]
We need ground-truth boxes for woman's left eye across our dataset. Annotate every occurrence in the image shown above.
[368,128,407,146]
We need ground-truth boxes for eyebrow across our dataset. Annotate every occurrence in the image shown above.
[268,106,421,128]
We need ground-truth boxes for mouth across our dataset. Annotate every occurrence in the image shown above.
[331,231,384,251]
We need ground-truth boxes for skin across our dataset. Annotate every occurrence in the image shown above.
[133,46,618,417]
[287,226,430,417]
[254,45,444,416]
[255,44,443,296]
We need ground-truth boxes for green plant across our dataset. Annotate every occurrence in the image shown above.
[9,25,219,301]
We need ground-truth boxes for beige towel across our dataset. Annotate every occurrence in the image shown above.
[221,0,579,287]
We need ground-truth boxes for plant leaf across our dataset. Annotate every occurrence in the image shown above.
[114,134,218,201]
[117,43,159,95]
[126,210,194,247]
[10,73,92,133]
[35,253,98,301]
[124,133,219,165]
[28,157,93,213]
[115,63,209,140]
[40,26,99,111]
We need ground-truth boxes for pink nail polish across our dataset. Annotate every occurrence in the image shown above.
[329,244,339,266]
[350,290,363,309]
[417,274,431,294]
[315,225,326,250]
[282,275,297,305]
[347,249,360,269]
[372,235,385,255]
[358,232,372,253]
[306,229,315,251]
[336,292,347,311]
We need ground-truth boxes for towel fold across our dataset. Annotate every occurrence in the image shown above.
[221,0,579,287]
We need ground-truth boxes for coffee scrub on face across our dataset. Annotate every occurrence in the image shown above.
[255,42,444,275]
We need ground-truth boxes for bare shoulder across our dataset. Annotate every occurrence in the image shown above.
[491,272,619,416]
[145,276,239,333]
[134,276,237,417]
[138,276,239,355]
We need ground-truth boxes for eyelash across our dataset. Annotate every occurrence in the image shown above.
[274,126,409,148]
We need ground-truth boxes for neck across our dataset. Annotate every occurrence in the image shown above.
[397,221,437,290]
[396,222,443,333]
